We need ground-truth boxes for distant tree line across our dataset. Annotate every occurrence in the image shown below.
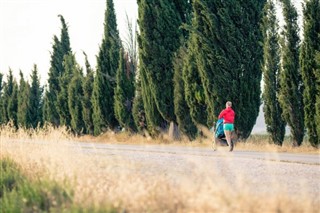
[0,0,319,147]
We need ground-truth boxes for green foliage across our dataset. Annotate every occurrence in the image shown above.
[92,0,121,134]
[182,34,208,126]
[137,0,183,129]
[300,0,320,147]
[261,0,286,145]
[191,0,265,139]
[114,49,136,132]
[132,88,146,133]
[174,45,198,140]
[131,64,147,134]
[92,70,105,136]
[46,36,62,126]
[68,58,85,134]
[47,15,72,126]
[0,72,4,124]
[42,89,55,127]
[56,53,74,127]
[139,64,165,136]
[316,51,320,142]
[29,64,43,128]
[279,0,304,146]
[82,52,94,135]
[17,71,31,128]
[0,73,2,93]
[4,70,18,127]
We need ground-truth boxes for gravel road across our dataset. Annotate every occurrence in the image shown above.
[74,142,320,205]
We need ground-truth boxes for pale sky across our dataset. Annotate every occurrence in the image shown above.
[0,0,138,84]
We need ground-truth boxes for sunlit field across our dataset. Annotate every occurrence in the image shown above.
[1,124,319,212]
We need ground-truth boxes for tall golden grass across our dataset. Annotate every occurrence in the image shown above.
[1,124,319,212]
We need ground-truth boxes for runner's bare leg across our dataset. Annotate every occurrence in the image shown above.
[224,130,231,146]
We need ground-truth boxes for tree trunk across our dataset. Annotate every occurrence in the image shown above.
[168,121,180,141]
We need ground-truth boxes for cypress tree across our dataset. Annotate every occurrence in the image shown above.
[29,64,43,128]
[82,52,94,134]
[42,88,51,126]
[173,45,198,140]
[57,53,75,127]
[92,0,121,135]
[191,0,265,139]
[92,70,104,135]
[5,70,18,128]
[8,84,18,128]
[123,14,143,133]
[137,0,183,133]
[261,0,286,145]
[183,33,208,127]
[114,49,136,132]
[68,58,85,134]
[139,63,165,135]
[0,73,4,124]
[46,35,61,125]
[0,73,2,96]
[17,71,31,128]
[58,15,72,56]
[279,0,304,146]
[315,51,320,141]
[132,79,146,133]
[300,0,320,147]
[47,15,72,126]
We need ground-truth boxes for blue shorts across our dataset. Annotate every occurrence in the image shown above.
[223,123,234,131]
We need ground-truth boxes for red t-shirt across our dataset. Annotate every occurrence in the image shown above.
[218,107,235,124]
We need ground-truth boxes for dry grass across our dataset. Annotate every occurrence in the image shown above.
[1,125,319,212]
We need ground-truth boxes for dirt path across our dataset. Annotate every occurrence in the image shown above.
[75,142,320,204]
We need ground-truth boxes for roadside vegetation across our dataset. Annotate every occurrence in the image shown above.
[0,158,117,213]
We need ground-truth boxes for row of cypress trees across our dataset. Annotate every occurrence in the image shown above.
[262,0,320,147]
[0,67,42,129]
[0,0,319,147]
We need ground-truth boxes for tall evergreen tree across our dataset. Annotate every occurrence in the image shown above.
[42,88,51,126]
[123,14,143,133]
[173,45,198,140]
[132,79,146,133]
[138,63,165,135]
[191,0,265,139]
[82,52,94,134]
[114,49,136,132]
[315,51,320,141]
[262,0,286,145]
[29,64,43,128]
[0,73,2,96]
[92,0,121,135]
[57,53,74,127]
[279,0,304,146]
[4,70,18,127]
[68,59,85,134]
[0,73,4,124]
[300,0,320,147]
[47,15,72,126]
[137,0,184,134]
[17,71,31,128]
[183,33,208,127]
[46,36,61,125]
